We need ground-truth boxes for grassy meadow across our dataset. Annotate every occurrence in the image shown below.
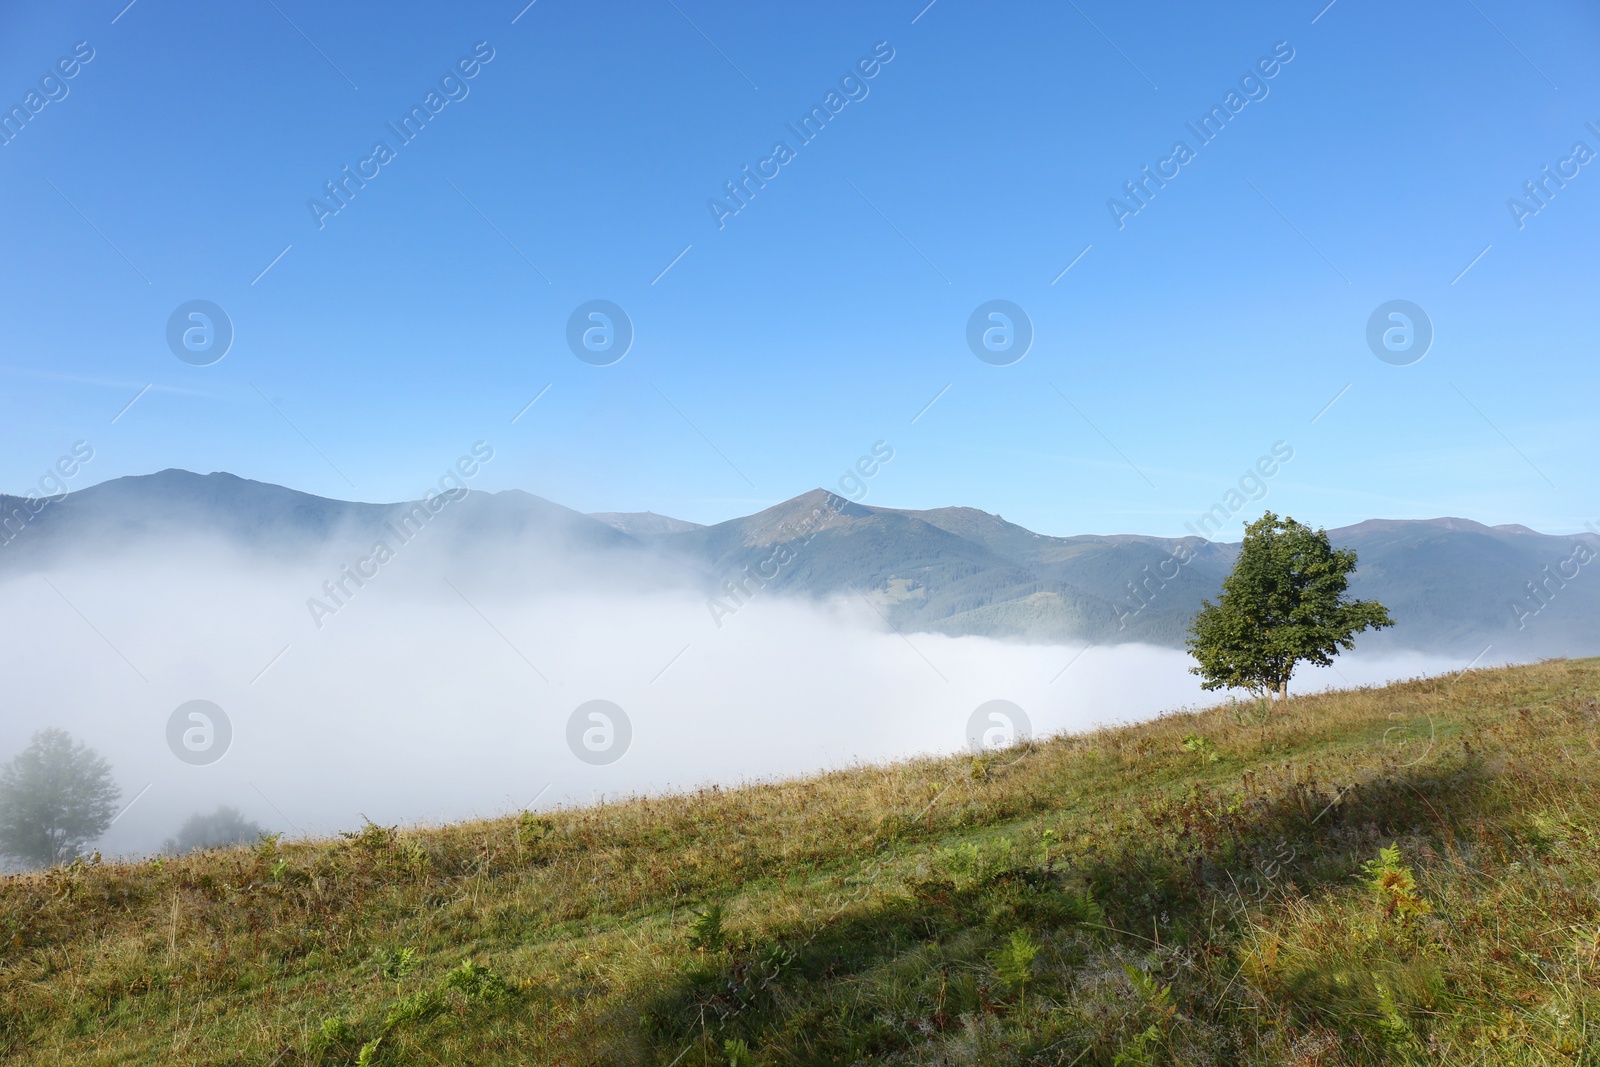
[4,658,1600,1065]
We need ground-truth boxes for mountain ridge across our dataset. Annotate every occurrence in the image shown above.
[4,470,1596,657]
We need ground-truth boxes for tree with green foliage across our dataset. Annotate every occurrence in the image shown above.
[0,728,121,868]
[1187,512,1393,702]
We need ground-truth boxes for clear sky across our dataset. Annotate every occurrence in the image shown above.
[2,0,1597,537]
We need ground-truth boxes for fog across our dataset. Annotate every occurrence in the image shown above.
[0,537,1496,860]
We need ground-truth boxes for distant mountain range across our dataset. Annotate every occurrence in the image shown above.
[3,471,1597,658]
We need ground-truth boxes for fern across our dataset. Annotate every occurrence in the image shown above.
[991,929,1039,996]
[444,959,512,1002]
[1124,963,1173,1016]
[1362,845,1432,921]
[377,946,419,982]
[1113,963,1175,1065]
[1112,1024,1164,1067]
[383,987,445,1028]
[313,1016,355,1052]
[937,842,984,886]
[689,904,727,954]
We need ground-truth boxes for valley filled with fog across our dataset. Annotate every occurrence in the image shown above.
[0,531,1486,861]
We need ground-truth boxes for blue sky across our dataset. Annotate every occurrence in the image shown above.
[2,0,1597,537]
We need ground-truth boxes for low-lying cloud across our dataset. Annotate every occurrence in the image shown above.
[0,535,1494,862]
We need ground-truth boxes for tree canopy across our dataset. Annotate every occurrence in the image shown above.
[1187,512,1394,701]
[164,805,264,855]
[0,728,121,868]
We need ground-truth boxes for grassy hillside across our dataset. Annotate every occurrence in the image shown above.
[5,660,1600,1065]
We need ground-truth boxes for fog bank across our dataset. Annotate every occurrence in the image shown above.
[0,542,1496,859]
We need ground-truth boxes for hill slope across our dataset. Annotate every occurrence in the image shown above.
[4,660,1599,1064]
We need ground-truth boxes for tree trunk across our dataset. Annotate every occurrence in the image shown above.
[1278,678,1289,702]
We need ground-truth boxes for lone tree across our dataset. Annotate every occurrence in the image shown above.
[1188,512,1393,702]
[164,805,264,855]
[0,729,121,868]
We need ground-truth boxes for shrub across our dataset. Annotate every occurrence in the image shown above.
[164,805,264,855]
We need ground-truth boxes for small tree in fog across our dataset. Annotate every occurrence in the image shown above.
[0,729,121,867]
[164,805,263,855]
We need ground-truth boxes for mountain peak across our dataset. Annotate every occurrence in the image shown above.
[716,489,872,546]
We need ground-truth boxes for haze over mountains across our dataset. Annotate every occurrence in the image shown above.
[4,470,1596,660]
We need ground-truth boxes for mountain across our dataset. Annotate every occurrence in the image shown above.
[639,493,1600,657]
[590,512,706,538]
[0,470,393,560]
[650,491,1149,643]
[1333,516,1600,656]
[0,470,653,589]
[3,472,1596,658]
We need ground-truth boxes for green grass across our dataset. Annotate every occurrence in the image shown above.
[5,659,1600,1065]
